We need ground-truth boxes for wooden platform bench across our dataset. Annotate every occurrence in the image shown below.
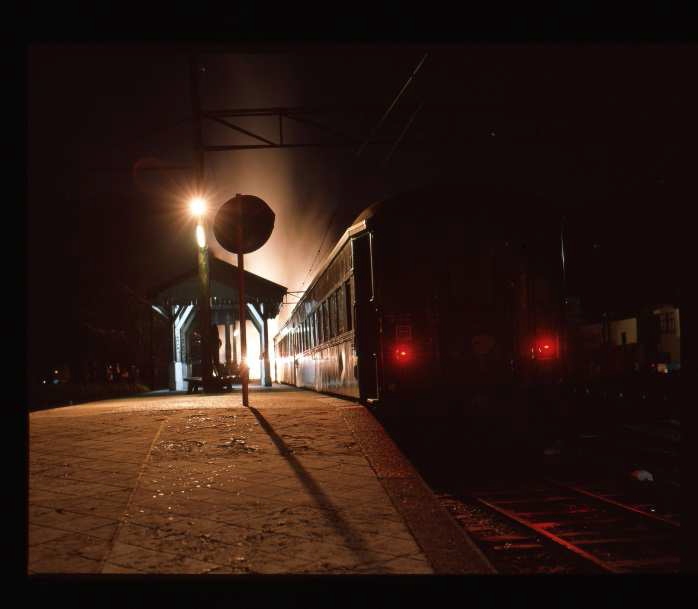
[184,375,240,393]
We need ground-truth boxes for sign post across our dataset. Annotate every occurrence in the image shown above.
[214,194,275,407]
[237,203,249,406]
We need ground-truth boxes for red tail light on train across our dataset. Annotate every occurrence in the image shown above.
[532,335,558,360]
[393,344,413,364]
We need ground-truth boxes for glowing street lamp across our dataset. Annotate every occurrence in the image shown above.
[190,197,208,248]
[190,197,206,218]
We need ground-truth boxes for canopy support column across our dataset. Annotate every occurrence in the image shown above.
[224,321,232,373]
[232,319,238,366]
[167,304,181,391]
[262,305,272,387]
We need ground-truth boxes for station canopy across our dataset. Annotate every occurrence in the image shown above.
[148,255,287,320]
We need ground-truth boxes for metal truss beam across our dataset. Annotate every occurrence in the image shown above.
[201,105,388,151]
[202,113,278,146]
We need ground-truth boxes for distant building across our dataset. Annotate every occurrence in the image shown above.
[571,303,680,378]
[651,304,681,372]
[609,317,638,346]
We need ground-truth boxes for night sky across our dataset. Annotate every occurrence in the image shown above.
[27,44,689,371]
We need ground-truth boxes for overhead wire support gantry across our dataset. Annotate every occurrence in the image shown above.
[200,106,396,151]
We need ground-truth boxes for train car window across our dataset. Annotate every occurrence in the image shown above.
[337,284,347,332]
[323,301,329,342]
[329,292,336,339]
[345,280,353,331]
[335,291,340,337]
[328,299,333,338]
[316,308,322,345]
[314,308,320,345]
[333,289,340,336]
[338,285,346,334]
[327,298,332,338]
[330,293,335,338]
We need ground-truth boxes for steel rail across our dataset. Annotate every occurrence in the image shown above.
[473,496,626,574]
[546,479,680,528]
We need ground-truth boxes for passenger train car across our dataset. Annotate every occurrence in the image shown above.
[274,183,566,417]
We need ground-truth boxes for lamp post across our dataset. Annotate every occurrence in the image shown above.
[190,197,213,390]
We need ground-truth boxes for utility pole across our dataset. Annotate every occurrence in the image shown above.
[190,52,213,390]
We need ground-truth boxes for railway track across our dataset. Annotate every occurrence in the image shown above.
[438,478,680,574]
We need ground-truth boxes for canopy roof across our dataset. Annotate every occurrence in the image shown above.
[148,255,287,319]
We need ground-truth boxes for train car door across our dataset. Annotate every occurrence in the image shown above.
[352,232,380,403]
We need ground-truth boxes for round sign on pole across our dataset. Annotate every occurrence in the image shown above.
[213,194,275,254]
[213,194,274,407]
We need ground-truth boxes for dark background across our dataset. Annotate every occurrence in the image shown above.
[27,43,689,379]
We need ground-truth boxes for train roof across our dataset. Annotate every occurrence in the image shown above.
[277,182,561,335]
[277,218,367,333]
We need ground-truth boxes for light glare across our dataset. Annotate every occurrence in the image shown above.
[190,197,206,217]
[196,224,206,248]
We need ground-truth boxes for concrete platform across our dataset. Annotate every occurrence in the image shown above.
[28,386,494,575]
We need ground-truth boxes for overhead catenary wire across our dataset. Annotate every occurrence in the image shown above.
[298,54,430,293]
[356,52,428,158]
[383,101,425,165]
[297,208,338,292]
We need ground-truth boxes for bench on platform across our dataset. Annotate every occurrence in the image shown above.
[185,364,241,393]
